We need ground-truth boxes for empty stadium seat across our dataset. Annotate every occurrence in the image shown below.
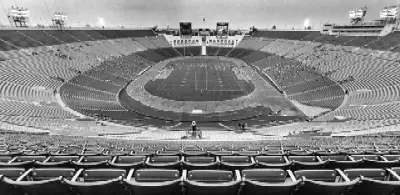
[7,168,76,195]
[255,156,291,169]
[184,170,241,195]
[183,156,218,170]
[343,168,400,195]
[219,156,255,170]
[293,169,358,195]
[73,156,113,169]
[241,169,299,195]
[125,169,182,195]
[1,156,47,168]
[0,168,26,195]
[289,156,326,170]
[320,155,360,169]
[36,155,80,167]
[145,156,182,169]
[109,156,146,169]
[65,169,128,195]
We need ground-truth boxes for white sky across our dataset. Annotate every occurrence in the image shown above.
[0,0,399,29]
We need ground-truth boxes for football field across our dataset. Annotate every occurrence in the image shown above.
[144,60,255,101]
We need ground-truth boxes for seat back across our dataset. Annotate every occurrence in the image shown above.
[31,168,76,181]
[351,155,380,161]
[319,155,349,161]
[288,156,317,162]
[295,170,337,182]
[187,170,234,182]
[149,156,180,163]
[221,156,250,163]
[16,156,47,162]
[344,169,386,181]
[82,169,126,182]
[82,156,112,163]
[0,168,25,180]
[116,156,146,163]
[256,156,286,164]
[242,169,287,183]
[185,156,215,163]
[383,155,400,161]
[48,156,80,162]
[134,169,180,182]
[0,156,12,163]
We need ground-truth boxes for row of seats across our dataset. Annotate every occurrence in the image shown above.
[2,167,400,195]
[2,155,400,170]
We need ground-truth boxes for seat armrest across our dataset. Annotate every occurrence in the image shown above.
[287,170,296,181]
[379,156,388,162]
[386,168,400,181]
[16,168,33,181]
[316,156,324,162]
[71,169,83,182]
[43,156,51,162]
[77,156,84,163]
[110,156,117,163]
[283,156,290,163]
[126,169,135,180]
[9,156,17,164]
[182,170,187,182]
[250,157,255,164]
[235,170,241,181]
[336,169,350,182]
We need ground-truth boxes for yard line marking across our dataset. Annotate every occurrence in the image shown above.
[195,71,197,91]
[205,62,208,91]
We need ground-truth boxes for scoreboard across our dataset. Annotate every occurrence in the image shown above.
[180,22,192,37]
[216,22,229,38]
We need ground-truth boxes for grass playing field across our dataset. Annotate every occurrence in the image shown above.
[144,59,255,101]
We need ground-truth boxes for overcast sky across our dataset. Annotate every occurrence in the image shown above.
[0,0,399,29]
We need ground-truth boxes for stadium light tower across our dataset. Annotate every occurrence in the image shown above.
[304,19,310,29]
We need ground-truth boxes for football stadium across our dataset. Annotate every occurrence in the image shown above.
[0,0,400,194]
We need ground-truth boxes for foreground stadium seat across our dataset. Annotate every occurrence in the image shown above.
[184,170,241,195]
[208,151,235,156]
[343,168,400,195]
[65,168,129,195]
[183,150,208,156]
[125,169,183,195]
[288,156,326,171]
[145,156,182,169]
[320,155,360,169]
[6,168,76,195]
[354,155,399,168]
[0,156,13,163]
[235,150,260,156]
[219,156,255,170]
[255,156,291,169]
[109,156,146,170]
[182,156,218,170]
[0,156,47,168]
[36,155,80,167]
[0,168,26,195]
[73,156,113,169]
[0,168,26,181]
[294,169,358,195]
[240,169,299,195]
